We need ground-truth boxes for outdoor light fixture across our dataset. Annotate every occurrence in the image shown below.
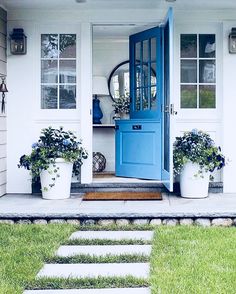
[229,28,236,53]
[0,76,8,113]
[92,76,109,124]
[10,28,27,55]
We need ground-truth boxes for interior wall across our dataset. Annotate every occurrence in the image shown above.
[0,7,7,197]
[92,38,129,171]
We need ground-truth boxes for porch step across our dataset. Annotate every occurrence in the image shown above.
[56,245,152,257]
[24,288,151,294]
[69,231,154,241]
[37,263,150,279]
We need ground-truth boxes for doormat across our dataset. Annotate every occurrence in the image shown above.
[83,192,162,201]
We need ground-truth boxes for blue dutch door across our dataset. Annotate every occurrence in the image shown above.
[115,8,174,189]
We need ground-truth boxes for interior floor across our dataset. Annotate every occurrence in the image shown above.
[93,172,162,183]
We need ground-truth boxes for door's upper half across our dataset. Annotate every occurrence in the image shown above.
[129,27,162,120]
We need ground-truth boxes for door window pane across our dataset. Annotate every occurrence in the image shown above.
[199,60,215,83]
[135,42,141,63]
[181,34,197,58]
[181,60,197,83]
[59,60,76,83]
[59,85,76,109]
[59,34,76,58]
[41,34,58,58]
[199,85,215,108]
[181,85,197,108]
[41,85,58,109]
[142,87,149,110]
[150,38,156,62]
[143,40,149,62]
[41,60,58,83]
[135,88,141,110]
[151,86,157,110]
[199,34,215,58]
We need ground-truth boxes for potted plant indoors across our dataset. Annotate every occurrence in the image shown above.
[113,95,130,119]
[173,129,225,198]
[18,127,88,200]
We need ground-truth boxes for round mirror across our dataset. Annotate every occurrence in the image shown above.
[108,60,130,102]
[108,60,157,103]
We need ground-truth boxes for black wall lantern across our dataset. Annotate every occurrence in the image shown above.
[229,28,236,53]
[10,28,27,55]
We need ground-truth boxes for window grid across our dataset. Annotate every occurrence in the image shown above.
[41,34,76,109]
[180,34,216,109]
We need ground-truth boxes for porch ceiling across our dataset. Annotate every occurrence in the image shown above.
[2,0,236,10]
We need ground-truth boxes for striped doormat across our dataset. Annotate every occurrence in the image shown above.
[83,192,162,201]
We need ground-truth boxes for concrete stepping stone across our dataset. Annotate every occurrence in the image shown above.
[37,263,149,279]
[56,245,152,257]
[24,288,151,294]
[69,231,154,241]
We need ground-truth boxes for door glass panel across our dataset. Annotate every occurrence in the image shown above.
[199,60,215,83]
[41,60,58,83]
[59,60,76,83]
[151,86,157,110]
[59,85,76,109]
[41,34,58,58]
[135,65,142,87]
[136,88,141,110]
[181,85,197,108]
[135,42,141,63]
[199,34,215,58]
[150,38,156,62]
[59,34,76,58]
[142,87,149,110]
[181,34,197,58]
[151,62,157,86]
[181,60,197,83]
[143,40,149,62]
[199,85,215,108]
[41,85,58,109]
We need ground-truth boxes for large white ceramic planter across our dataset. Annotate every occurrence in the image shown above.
[180,162,210,199]
[40,158,73,200]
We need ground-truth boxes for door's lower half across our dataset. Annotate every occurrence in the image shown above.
[115,119,161,180]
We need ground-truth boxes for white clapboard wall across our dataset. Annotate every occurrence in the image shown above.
[0,7,7,197]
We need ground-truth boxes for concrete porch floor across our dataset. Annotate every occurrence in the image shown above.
[0,193,235,219]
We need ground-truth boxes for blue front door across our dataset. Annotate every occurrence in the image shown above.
[115,26,162,180]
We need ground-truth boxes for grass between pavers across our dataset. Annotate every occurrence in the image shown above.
[150,226,236,294]
[65,238,151,245]
[0,224,75,294]
[46,253,150,264]
[25,276,149,290]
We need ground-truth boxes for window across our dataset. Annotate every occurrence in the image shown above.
[41,34,76,109]
[180,34,216,109]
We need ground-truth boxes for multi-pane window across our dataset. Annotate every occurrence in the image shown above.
[180,34,216,109]
[41,34,76,109]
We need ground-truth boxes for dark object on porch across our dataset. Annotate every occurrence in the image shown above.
[83,192,162,201]
[0,77,8,113]
[93,152,106,172]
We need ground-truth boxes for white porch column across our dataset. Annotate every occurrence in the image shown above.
[80,22,93,184]
[223,22,236,193]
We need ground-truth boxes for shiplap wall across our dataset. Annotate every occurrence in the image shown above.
[0,7,7,197]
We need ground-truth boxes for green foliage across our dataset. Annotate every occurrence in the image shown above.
[173,129,225,176]
[18,127,88,190]
[113,95,130,114]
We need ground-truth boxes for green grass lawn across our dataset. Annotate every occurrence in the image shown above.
[0,224,235,294]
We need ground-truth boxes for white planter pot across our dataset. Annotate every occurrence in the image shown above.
[120,112,129,120]
[40,158,73,200]
[180,162,210,199]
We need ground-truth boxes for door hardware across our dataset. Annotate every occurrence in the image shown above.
[170,104,177,115]
[132,125,142,130]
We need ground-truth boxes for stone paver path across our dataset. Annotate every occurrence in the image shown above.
[24,230,153,293]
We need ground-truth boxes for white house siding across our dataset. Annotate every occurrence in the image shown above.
[6,8,236,193]
[0,7,7,197]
